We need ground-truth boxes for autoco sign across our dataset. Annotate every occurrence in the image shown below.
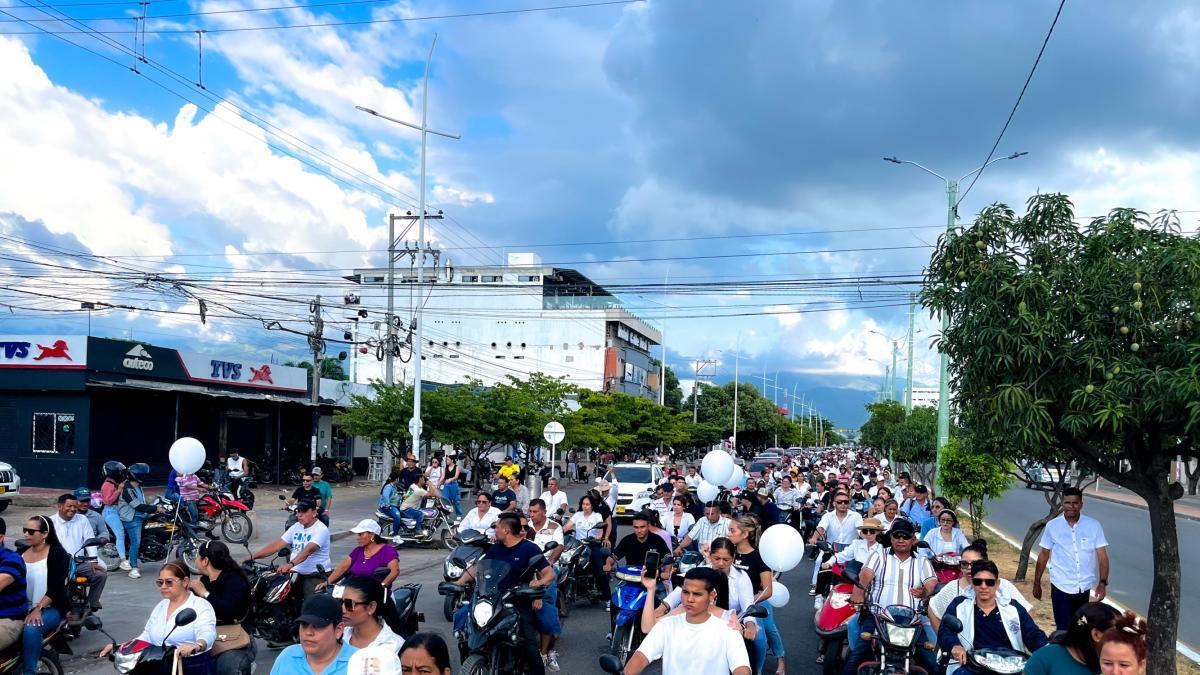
[0,336,87,369]
[121,344,155,371]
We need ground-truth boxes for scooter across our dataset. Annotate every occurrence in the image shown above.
[377,496,457,549]
[442,529,491,621]
[813,542,859,674]
[939,615,1030,674]
[608,560,672,665]
[89,609,197,674]
[66,536,107,638]
[930,552,964,585]
[557,536,608,613]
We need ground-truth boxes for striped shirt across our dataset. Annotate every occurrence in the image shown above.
[685,516,731,550]
[0,546,28,619]
[863,550,934,611]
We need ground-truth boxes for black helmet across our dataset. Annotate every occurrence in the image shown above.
[127,463,150,482]
[102,460,127,480]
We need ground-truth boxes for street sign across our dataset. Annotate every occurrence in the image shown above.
[408,416,423,439]
[543,421,565,445]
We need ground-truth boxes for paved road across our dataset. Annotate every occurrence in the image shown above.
[52,537,832,674]
[986,487,1200,647]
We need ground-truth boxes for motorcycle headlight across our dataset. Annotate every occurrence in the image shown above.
[829,591,851,610]
[882,622,918,647]
[472,601,494,627]
[444,559,464,580]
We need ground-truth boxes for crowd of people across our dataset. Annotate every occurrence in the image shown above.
[0,445,1152,675]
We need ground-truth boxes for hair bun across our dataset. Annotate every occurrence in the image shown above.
[1114,612,1148,637]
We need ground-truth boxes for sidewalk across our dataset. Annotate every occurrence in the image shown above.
[1087,483,1200,522]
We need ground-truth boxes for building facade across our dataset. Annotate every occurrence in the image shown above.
[910,386,940,410]
[351,252,663,399]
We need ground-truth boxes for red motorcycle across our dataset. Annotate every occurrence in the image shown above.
[198,487,253,544]
[814,542,859,674]
[930,551,964,585]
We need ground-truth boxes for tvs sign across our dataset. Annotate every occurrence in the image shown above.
[122,344,155,371]
[181,351,306,392]
[0,336,87,369]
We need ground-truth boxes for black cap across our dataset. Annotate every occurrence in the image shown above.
[296,499,318,512]
[915,484,929,494]
[297,594,342,628]
[890,519,916,537]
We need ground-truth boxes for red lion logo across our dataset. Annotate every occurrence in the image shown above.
[34,340,72,361]
[248,365,273,384]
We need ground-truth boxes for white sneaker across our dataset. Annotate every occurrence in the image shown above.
[119,560,132,571]
[129,568,141,579]
[547,651,561,672]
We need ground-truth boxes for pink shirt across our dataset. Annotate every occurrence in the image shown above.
[177,473,201,501]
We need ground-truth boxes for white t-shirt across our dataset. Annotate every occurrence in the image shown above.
[539,490,570,515]
[636,612,750,675]
[533,520,565,550]
[1038,514,1108,594]
[569,511,606,539]
[425,466,443,486]
[226,456,246,477]
[280,520,331,575]
[343,620,405,654]
[50,512,94,558]
[817,510,864,545]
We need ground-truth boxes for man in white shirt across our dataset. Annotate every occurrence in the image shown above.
[650,483,674,526]
[809,491,863,594]
[625,568,751,675]
[684,467,702,489]
[672,502,730,556]
[538,478,570,518]
[50,493,107,610]
[245,498,331,633]
[529,499,565,670]
[1033,487,1109,630]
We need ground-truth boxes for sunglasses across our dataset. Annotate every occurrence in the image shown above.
[835,500,850,505]
[960,561,975,569]
[22,528,44,535]
[476,500,489,504]
[972,578,997,587]
[341,598,369,611]
[860,529,879,535]
[890,533,914,540]
[155,578,180,587]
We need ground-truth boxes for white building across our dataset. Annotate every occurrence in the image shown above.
[910,386,939,410]
[350,253,663,400]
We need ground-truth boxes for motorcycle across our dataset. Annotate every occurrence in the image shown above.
[3,544,65,674]
[851,603,932,675]
[377,496,457,549]
[938,615,1029,675]
[87,609,197,674]
[437,558,548,675]
[197,486,253,544]
[212,466,256,511]
[442,529,491,621]
[556,536,608,613]
[327,570,425,639]
[243,548,324,646]
[608,561,671,664]
[66,536,107,638]
[669,549,705,589]
[930,552,964,585]
[813,542,860,674]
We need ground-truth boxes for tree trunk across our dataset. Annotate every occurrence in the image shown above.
[1015,510,1057,581]
[1143,480,1181,675]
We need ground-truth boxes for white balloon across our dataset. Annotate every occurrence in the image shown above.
[169,437,206,474]
[697,480,720,503]
[767,580,790,608]
[759,524,805,572]
[880,458,889,468]
[701,450,734,486]
[722,465,745,488]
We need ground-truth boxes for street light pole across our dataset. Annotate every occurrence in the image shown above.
[906,294,915,414]
[883,151,1028,469]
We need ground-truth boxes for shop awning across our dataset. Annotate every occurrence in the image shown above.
[86,378,314,405]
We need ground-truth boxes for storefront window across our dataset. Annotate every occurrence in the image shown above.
[32,412,75,455]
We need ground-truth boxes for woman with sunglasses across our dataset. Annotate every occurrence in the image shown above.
[339,576,404,654]
[457,492,500,537]
[190,541,254,675]
[100,561,217,674]
[20,516,69,675]
[938,560,1047,675]
[822,516,885,569]
[922,508,969,556]
[928,541,1033,632]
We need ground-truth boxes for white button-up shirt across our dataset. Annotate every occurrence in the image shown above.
[539,490,570,516]
[135,593,217,652]
[458,506,501,535]
[817,510,864,545]
[1039,513,1108,593]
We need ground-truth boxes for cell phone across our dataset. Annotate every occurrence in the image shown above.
[644,551,661,579]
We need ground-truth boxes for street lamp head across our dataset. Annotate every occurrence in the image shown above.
[883,156,902,164]
[1008,151,1029,159]
[355,105,378,116]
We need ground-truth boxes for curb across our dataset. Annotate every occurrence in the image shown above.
[1084,491,1200,524]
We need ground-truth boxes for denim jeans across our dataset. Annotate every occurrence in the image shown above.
[383,506,403,535]
[749,622,769,674]
[761,603,786,660]
[102,507,126,561]
[443,482,463,517]
[400,507,425,530]
[23,606,61,674]
[122,517,143,569]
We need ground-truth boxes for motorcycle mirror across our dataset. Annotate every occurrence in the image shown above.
[373,567,391,582]
[82,537,105,548]
[542,542,561,553]
[841,567,861,585]
[277,494,287,500]
[437,582,465,596]
[83,615,103,630]
[941,615,964,634]
[916,541,931,550]
[743,603,769,619]
[598,654,623,673]
[14,541,29,554]
[174,608,198,627]
[275,549,291,559]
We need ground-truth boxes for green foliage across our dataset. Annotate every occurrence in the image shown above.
[565,390,691,452]
[860,400,905,450]
[286,357,348,381]
[684,381,830,451]
[937,436,1011,538]
[887,407,938,466]
[664,366,684,412]
[334,381,414,459]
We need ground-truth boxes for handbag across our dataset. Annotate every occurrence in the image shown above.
[210,624,251,655]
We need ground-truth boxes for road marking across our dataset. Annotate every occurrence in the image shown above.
[965,509,1200,664]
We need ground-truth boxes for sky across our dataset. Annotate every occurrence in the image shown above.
[3,0,1200,427]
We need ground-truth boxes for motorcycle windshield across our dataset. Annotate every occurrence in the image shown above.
[472,559,512,602]
[881,604,918,625]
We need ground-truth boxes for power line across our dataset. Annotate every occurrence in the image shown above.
[957,0,1066,207]
[0,0,644,33]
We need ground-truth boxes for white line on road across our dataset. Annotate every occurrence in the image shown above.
[965,509,1200,664]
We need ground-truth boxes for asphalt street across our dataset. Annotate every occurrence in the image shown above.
[985,486,1200,648]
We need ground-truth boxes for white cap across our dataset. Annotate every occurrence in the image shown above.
[349,519,381,535]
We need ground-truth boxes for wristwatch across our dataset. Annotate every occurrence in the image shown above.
[1099,579,1108,586]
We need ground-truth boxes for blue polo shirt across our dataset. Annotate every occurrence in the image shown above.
[0,546,28,619]
[269,639,357,674]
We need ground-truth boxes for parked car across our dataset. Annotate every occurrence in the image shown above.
[1023,463,1068,490]
[606,463,664,521]
[0,461,20,513]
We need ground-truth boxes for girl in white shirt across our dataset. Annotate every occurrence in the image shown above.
[424,458,443,498]
[339,577,405,654]
[922,510,970,556]
[100,561,217,675]
[457,493,501,536]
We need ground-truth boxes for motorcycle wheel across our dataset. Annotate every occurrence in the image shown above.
[557,579,574,618]
[241,489,256,511]
[821,639,843,675]
[221,512,253,544]
[176,539,204,575]
[439,528,455,550]
[442,594,457,622]
[460,654,489,675]
[610,623,634,664]
[35,648,63,675]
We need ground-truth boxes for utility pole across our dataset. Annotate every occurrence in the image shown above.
[308,296,324,464]
[905,294,915,414]
[890,340,899,403]
[357,33,460,465]
[692,359,718,423]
